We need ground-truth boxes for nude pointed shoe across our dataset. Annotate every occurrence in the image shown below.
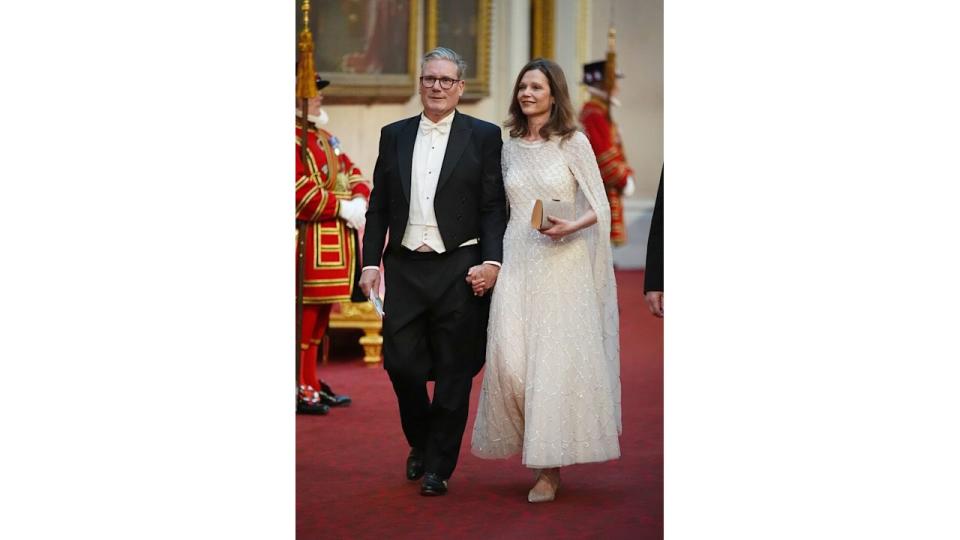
[527,468,560,503]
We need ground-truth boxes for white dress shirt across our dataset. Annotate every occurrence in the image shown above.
[401,111,455,252]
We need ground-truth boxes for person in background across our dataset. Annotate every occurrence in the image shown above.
[296,75,370,414]
[578,60,636,247]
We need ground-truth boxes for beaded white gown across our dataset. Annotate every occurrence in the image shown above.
[471,132,622,468]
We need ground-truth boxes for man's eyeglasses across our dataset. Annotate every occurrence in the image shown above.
[420,76,460,90]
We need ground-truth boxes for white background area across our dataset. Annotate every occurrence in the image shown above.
[2,1,960,539]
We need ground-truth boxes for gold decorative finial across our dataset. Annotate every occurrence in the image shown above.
[296,0,318,99]
[604,25,617,98]
[302,0,311,28]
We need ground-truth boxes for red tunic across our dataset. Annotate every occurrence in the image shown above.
[579,97,634,246]
[296,124,371,303]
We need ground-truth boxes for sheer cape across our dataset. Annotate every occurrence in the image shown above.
[561,131,622,433]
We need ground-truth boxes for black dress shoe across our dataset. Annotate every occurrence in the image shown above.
[318,390,351,407]
[420,473,448,496]
[406,448,425,480]
[296,400,330,415]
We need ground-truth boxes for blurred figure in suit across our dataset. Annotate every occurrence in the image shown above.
[645,167,663,317]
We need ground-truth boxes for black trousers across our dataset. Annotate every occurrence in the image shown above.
[381,245,490,479]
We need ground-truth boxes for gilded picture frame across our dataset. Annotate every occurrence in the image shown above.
[297,0,419,104]
[425,0,491,100]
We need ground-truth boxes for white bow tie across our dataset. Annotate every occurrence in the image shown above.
[420,120,451,136]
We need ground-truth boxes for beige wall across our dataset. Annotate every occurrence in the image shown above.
[322,0,662,206]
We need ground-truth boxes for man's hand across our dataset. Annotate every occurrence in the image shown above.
[465,263,500,297]
[359,268,381,298]
[338,197,367,229]
[645,291,663,318]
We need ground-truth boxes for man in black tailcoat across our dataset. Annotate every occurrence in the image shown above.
[359,47,507,497]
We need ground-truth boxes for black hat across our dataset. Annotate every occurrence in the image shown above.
[315,75,330,90]
[581,60,624,88]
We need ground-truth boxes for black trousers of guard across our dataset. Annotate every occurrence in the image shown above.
[381,244,490,480]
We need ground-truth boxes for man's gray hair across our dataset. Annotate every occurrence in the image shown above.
[421,47,467,79]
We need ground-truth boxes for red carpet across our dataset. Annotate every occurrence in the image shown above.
[297,270,663,539]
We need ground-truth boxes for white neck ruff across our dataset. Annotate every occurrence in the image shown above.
[296,108,329,126]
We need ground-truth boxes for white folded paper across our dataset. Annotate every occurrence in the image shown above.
[369,292,385,318]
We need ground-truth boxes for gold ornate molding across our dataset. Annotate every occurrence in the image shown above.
[329,301,383,364]
[531,0,555,59]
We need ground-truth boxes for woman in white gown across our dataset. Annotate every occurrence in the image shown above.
[470,59,621,503]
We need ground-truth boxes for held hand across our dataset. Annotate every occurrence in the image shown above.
[540,216,579,240]
[645,291,664,318]
[359,268,381,298]
[478,263,500,294]
[466,265,485,296]
[465,264,500,297]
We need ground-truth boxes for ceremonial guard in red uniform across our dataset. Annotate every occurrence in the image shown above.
[579,60,636,246]
[296,75,371,414]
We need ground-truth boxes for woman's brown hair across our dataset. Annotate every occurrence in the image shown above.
[505,58,578,141]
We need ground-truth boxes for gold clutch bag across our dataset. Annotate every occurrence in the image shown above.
[531,199,575,230]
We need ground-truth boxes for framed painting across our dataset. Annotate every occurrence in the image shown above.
[297,0,419,104]
[425,0,491,100]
